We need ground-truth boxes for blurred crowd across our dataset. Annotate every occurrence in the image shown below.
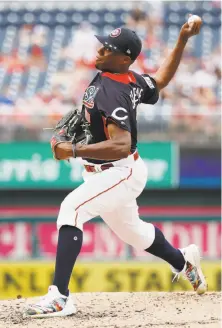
[0,1,221,144]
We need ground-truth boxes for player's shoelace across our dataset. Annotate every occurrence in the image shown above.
[172,261,202,291]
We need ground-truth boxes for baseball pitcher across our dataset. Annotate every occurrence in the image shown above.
[24,16,206,318]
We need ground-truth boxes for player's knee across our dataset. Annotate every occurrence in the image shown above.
[127,235,149,250]
[121,222,155,250]
[57,193,89,232]
[57,197,77,227]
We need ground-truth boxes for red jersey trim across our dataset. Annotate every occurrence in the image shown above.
[101,72,136,84]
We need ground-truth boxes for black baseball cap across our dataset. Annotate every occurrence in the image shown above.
[95,27,142,61]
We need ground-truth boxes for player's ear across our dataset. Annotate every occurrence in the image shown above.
[123,56,132,65]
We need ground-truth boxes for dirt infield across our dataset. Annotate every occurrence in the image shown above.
[0,292,221,328]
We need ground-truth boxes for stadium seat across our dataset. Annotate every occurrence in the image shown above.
[0,3,220,102]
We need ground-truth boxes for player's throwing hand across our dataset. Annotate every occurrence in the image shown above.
[179,14,202,42]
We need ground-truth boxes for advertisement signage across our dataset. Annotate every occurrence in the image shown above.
[0,222,220,260]
[138,142,179,188]
[0,142,178,189]
[0,262,220,299]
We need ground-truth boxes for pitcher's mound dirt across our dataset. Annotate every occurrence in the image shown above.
[0,292,221,328]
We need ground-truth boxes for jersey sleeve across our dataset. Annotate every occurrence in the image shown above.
[96,89,132,132]
[141,74,159,105]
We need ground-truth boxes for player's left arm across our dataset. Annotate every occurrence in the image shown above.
[152,15,202,91]
[53,123,131,160]
[53,92,132,161]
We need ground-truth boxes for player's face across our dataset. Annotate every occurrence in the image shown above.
[95,46,131,73]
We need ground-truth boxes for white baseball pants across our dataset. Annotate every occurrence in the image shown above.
[57,153,155,250]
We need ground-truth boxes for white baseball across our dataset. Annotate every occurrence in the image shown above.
[188,15,202,26]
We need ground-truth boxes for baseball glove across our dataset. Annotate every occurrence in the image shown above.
[50,109,92,160]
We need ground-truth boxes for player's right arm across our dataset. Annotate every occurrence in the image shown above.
[152,16,202,91]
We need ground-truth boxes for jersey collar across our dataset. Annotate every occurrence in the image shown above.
[101,71,136,84]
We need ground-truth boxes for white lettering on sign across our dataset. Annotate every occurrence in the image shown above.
[143,159,168,181]
[0,154,59,182]
[67,159,84,181]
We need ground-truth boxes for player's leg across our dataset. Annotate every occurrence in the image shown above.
[101,201,207,295]
[101,201,185,270]
[24,166,140,318]
[52,166,138,296]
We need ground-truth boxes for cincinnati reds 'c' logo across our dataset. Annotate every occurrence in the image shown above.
[110,28,121,38]
[111,107,128,120]
[83,86,99,109]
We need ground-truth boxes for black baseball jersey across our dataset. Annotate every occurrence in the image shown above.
[82,70,159,164]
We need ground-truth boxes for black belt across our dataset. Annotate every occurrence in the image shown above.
[84,151,139,173]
